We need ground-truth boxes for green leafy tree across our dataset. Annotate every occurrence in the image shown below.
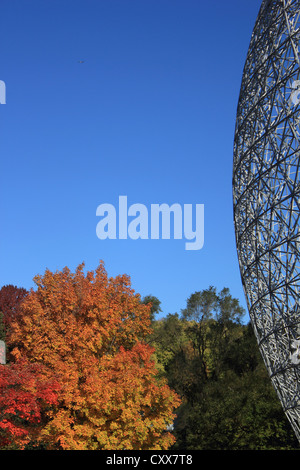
[181,286,218,323]
[173,343,299,449]
[151,286,299,450]
[141,295,162,323]
[180,287,245,383]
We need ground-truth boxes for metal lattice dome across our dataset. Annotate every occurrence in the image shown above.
[233,0,300,442]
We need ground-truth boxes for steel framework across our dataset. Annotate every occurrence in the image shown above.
[233,0,300,442]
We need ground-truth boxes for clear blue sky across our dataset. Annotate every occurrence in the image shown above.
[0,0,263,321]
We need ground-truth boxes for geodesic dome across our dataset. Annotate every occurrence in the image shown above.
[233,0,300,442]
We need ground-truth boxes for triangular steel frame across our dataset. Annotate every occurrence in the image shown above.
[233,0,300,442]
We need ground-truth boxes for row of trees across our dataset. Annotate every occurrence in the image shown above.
[0,263,299,449]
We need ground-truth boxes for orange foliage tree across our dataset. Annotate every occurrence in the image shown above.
[8,262,180,450]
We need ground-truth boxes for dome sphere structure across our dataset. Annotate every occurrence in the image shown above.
[233,0,300,441]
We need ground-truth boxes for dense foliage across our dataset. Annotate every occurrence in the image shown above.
[0,361,60,449]
[149,287,299,450]
[0,274,299,450]
[0,285,28,344]
[0,264,180,450]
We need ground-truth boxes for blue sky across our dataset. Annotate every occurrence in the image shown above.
[0,0,263,321]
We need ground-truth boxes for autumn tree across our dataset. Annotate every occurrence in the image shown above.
[0,313,5,342]
[0,361,60,449]
[7,262,180,450]
[0,285,28,345]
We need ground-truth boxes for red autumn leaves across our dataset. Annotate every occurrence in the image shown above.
[0,262,180,450]
[0,361,60,448]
